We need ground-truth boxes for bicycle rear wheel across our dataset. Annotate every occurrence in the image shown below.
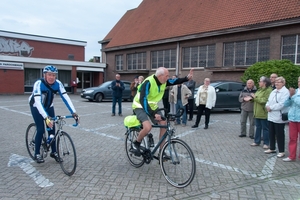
[125,129,145,168]
[25,123,37,160]
[160,138,196,188]
[57,131,77,176]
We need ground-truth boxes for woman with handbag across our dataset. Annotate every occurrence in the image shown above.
[264,77,289,158]
[283,76,300,162]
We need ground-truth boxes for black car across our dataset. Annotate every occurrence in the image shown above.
[81,80,132,102]
[194,81,245,111]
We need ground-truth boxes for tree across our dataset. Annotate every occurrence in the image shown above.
[241,59,300,88]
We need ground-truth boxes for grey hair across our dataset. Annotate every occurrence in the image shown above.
[155,67,165,76]
[275,76,286,85]
[260,76,271,87]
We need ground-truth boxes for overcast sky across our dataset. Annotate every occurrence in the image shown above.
[1,0,143,61]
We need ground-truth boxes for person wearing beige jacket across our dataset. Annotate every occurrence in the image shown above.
[171,83,192,126]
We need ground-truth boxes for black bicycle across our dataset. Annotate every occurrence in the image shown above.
[25,115,78,176]
[125,108,196,188]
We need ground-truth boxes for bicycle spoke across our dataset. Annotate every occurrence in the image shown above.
[57,132,77,176]
[25,123,37,160]
[160,139,196,188]
[125,129,145,168]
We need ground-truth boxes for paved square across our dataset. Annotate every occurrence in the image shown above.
[0,95,299,199]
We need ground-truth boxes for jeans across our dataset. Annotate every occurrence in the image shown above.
[112,96,122,114]
[175,99,187,124]
[254,118,269,145]
[30,106,56,155]
[287,122,300,160]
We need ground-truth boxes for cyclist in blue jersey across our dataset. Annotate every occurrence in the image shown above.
[29,65,79,163]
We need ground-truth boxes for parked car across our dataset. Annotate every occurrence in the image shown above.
[194,81,245,111]
[81,80,132,102]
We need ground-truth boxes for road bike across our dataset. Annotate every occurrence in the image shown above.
[25,115,78,176]
[125,108,196,188]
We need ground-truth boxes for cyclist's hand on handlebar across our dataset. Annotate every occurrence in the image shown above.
[72,113,80,123]
[154,114,166,121]
[45,116,54,128]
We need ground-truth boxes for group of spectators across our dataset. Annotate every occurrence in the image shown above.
[162,77,216,129]
[111,71,300,162]
[240,73,300,162]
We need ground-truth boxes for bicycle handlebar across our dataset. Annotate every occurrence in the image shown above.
[46,115,79,131]
[155,108,184,121]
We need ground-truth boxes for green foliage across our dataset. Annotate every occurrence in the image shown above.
[241,59,300,88]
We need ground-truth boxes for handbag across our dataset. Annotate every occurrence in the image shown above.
[275,92,288,121]
[281,112,288,121]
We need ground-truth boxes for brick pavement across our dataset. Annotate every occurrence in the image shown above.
[0,94,299,200]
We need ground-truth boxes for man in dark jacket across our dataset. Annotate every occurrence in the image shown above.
[111,74,125,116]
[184,78,196,121]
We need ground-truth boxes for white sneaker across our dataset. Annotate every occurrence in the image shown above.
[263,145,269,149]
[282,157,294,162]
[277,153,285,158]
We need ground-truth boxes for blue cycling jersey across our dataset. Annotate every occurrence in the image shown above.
[29,78,76,119]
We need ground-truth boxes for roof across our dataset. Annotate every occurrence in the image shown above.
[103,0,300,49]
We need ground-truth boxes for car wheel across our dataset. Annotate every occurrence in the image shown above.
[95,93,103,102]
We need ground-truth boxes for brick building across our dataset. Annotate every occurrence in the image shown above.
[0,30,106,94]
[100,0,300,85]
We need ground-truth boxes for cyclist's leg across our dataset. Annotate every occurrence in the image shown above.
[30,106,45,160]
[134,109,152,143]
[47,107,56,153]
[158,121,167,149]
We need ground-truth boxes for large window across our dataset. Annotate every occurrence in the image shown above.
[127,52,146,70]
[115,55,123,71]
[24,68,40,86]
[182,45,215,68]
[151,49,176,69]
[224,38,270,67]
[281,35,300,64]
[58,70,72,87]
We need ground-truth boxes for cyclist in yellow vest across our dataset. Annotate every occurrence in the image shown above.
[132,67,194,156]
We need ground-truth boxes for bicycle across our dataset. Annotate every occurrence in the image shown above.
[25,115,78,176]
[124,108,196,188]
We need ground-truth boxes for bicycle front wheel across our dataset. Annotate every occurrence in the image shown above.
[125,129,145,168]
[160,138,196,188]
[25,123,37,160]
[57,131,77,176]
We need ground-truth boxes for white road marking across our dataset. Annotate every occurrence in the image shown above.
[8,154,54,188]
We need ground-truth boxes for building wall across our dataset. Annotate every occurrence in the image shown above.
[103,24,300,86]
[1,36,84,61]
[0,69,24,94]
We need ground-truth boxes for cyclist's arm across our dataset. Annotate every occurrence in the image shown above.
[139,80,156,117]
[31,80,49,119]
[57,80,77,114]
[166,76,189,86]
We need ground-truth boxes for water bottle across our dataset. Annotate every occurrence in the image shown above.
[47,134,54,144]
[148,133,154,147]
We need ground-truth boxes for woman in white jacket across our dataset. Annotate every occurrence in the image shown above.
[192,78,216,129]
[264,77,290,158]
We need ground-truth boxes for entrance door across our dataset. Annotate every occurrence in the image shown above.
[76,72,92,92]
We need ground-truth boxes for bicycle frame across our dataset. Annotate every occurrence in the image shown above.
[44,116,74,147]
[137,108,183,162]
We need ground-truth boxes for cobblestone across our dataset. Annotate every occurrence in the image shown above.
[0,94,299,199]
